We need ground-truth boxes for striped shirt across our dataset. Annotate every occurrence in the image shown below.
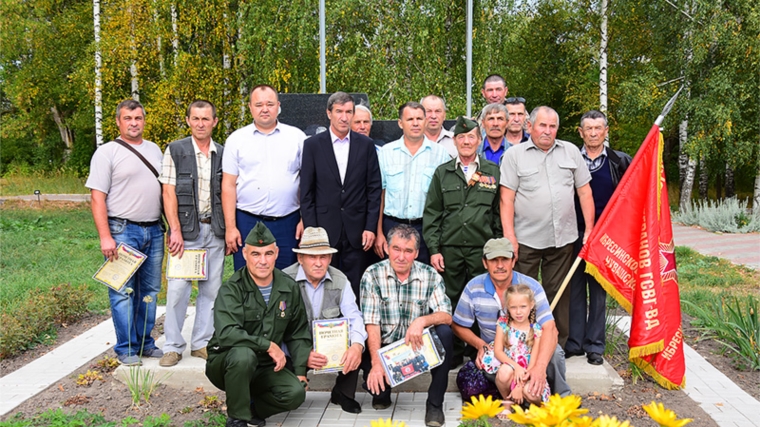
[259,283,273,305]
[452,272,553,344]
[360,260,451,345]
[378,137,450,219]
[158,137,216,216]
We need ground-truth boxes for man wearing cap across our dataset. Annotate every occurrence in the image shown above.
[360,224,454,427]
[283,227,367,414]
[423,116,501,364]
[206,222,312,427]
[300,92,382,303]
[452,238,571,399]
[374,102,451,265]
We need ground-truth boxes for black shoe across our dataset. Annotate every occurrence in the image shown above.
[248,405,267,427]
[331,390,362,414]
[372,395,392,410]
[587,352,604,365]
[425,402,445,427]
[225,419,248,427]
[565,350,585,358]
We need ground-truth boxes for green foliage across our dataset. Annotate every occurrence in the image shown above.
[0,409,196,427]
[674,197,760,233]
[0,283,91,358]
[683,295,760,371]
[124,365,171,406]
[183,412,226,427]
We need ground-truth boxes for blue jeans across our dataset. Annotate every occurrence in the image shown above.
[107,218,164,357]
[233,209,299,271]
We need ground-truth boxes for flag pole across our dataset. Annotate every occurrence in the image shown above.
[550,85,684,311]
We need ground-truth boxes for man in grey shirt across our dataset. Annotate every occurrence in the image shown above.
[499,106,594,348]
[85,99,165,366]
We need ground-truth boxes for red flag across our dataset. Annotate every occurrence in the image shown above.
[579,124,685,389]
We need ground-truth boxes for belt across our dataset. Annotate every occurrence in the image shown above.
[199,217,212,224]
[108,216,161,227]
[384,215,423,225]
[238,209,298,222]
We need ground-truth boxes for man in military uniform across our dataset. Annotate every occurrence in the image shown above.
[283,227,367,413]
[423,116,502,365]
[206,222,312,427]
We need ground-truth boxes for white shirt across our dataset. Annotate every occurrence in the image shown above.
[433,129,457,158]
[457,155,481,182]
[330,128,350,184]
[223,121,306,216]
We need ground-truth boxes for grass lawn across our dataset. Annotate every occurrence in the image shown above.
[0,170,88,196]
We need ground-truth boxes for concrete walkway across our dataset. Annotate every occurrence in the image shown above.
[672,223,760,270]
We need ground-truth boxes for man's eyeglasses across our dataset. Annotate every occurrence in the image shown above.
[505,97,526,104]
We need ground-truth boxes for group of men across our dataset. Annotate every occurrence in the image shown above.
[87,73,631,427]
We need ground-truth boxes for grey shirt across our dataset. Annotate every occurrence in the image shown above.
[85,140,163,222]
[499,138,591,249]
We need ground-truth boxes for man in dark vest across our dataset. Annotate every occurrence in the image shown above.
[158,100,226,367]
[566,110,632,365]
[283,227,367,413]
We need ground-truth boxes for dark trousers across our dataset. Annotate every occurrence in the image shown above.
[382,217,430,265]
[233,209,299,271]
[206,347,305,420]
[514,243,574,348]
[439,245,485,359]
[360,324,454,408]
[333,369,361,399]
[332,229,368,306]
[566,238,607,355]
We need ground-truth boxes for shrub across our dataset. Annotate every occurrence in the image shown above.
[674,197,760,233]
[0,283,92,359]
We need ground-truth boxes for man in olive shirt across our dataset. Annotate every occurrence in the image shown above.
[499,106,594,348]
[206,223,312,427]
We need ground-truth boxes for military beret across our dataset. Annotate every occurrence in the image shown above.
[453,116,479,136]
[245,222,276,246]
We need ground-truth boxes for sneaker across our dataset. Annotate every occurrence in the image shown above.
[425,402,445,427]
[190,347,208,360]
[117,354,142,366]
[225,418,248,427]
[141,347,164,358]
[159,351,182,367]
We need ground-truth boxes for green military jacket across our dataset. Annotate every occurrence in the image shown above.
[423,156,502,254]
[207,267,313,376]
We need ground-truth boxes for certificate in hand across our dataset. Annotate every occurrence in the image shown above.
[93,243,146,291]
[377,328,443,387]
[166,249,208,280]
[312,318,349,374]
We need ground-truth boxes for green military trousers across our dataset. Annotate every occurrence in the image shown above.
[206,347,305,421]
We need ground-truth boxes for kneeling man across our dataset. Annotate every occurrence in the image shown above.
[283,227,367,413]
[206,223,312,427]
[360,224,454,427]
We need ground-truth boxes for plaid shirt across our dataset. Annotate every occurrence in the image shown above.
[360,260,451,345]
[581,146,607,173]
[158,138,216,216]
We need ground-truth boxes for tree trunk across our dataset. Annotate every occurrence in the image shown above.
[51,105,73,161]
[754,153,760,211]
[171,2,178,67]
[724,164,735,199]
[154,2,163,78]
[678,119,696,210]
[699,156,709,199]
[599,0,608,146]
[128,3,139,101]
[93,0,104,146]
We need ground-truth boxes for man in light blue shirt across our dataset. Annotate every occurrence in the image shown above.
[283,227,367,414]
[373,101,450,265]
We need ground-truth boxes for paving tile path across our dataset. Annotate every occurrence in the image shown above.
[672,223,760,270]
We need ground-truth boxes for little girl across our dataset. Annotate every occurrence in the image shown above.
[486,284,550,415]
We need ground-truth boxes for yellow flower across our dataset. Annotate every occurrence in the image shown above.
[642,401,693,427]
[369,418,406,427]
[566,416,595,427]
[143,295,153,303]
[591,415,631,427]
[543,394,588,422]
[461,394,503,420]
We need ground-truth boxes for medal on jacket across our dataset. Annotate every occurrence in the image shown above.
[468,171,482,186]
[478,175,496,189]
[279,301,287,317]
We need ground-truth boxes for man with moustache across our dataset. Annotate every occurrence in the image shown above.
[499,106,595,348]
[504,97,530,147]
[222,84,306,271]
[158,100,225,367]
[566,110,631,365]
[421,95,456,158]
[374,102,450,265]
[477,103,509,165]
[423,116,501,324]
[206,223,311,427]
[86,99,164,366]
[300,91,382,302]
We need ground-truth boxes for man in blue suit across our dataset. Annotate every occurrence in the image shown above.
[300,92,383,302]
